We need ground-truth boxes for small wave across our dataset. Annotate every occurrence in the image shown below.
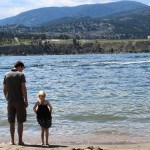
[0,120,8,126]
[0,66,12,70]
[65,114,127,122]
[94,60,150,65]
[127,55,150,59]
[70,60,150,67]
[59,60,79,63]
[117,60,150,65]
[26,60,150,68]
[132,117,150,123]
[31,64,44,67]
[97,130,128,135]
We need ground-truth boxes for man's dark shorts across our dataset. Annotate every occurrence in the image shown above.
[7,102,27,123]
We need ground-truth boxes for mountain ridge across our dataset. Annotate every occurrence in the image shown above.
[0,1,148,26]
[0,6,150,39]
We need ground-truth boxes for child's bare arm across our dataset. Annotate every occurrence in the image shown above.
[47,101,53,112]
[33,102,38,113]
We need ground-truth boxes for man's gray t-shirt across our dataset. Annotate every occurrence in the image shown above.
[3,69,26,103]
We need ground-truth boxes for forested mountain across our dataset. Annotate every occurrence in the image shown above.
[0,1,148,26]
[105,7,150,39]
[0,2,150,40]
[29,7,150,39]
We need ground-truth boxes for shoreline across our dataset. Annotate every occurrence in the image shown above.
[0,143,150,150]
[1,132,150,145]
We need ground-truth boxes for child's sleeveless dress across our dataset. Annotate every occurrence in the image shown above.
[36,102,52,129]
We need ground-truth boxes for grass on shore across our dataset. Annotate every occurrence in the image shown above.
[0,38,149,46]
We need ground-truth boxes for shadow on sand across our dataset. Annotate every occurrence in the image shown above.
[23,144,68,148]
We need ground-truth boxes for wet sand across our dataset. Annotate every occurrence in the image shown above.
[0,143,150,150]
[0,133,150,150]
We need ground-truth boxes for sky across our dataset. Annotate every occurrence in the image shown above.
[0,0,150,20]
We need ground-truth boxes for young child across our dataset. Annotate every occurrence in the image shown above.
[33,90,52,145]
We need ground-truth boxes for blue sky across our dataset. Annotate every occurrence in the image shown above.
[0,0,149,20]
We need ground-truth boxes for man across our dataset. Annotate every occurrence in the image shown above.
[3,61,28,145]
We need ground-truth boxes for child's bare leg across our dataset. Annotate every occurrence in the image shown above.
[45,128,49,145]
[41,127,44,145]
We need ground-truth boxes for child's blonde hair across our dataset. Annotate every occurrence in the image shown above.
[38,90,46,97]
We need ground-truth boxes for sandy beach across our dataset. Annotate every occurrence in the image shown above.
[0,143,150,150]
[0,133,150,150]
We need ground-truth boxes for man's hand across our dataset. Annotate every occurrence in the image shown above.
[25,101,28,108]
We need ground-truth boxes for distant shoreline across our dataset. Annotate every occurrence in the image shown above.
[0,39,150,56]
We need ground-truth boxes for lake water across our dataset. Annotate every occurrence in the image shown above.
[0,53,150,145]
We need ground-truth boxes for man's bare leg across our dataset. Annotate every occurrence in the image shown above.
[10,123,15,145]
[18,123,24,145]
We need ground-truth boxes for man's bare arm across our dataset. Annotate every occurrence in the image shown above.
[3,84,7,98]
[22,82,28,107]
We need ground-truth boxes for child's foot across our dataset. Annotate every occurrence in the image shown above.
[41,143,44,146]
[18,141,25,145]
[10,142,15,145]
[46,143,50,146]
